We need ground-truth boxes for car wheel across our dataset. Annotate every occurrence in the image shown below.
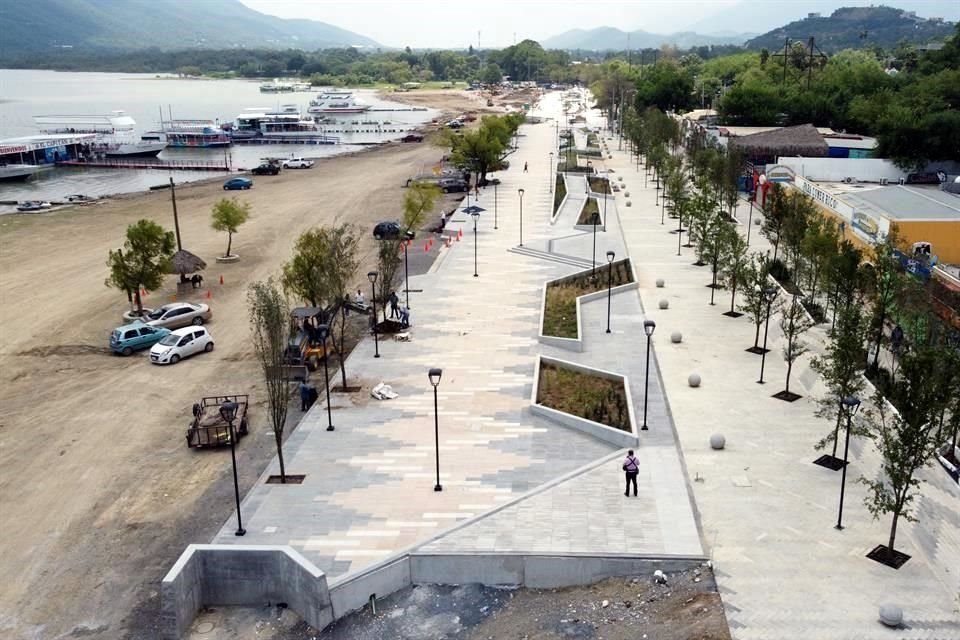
[223,186,228,190]
[170,354,181,364]
[121,346,133,357]
[245,185,251,190]
[192,317,204,326]
[374,233,382,240]
[204,342,214,352]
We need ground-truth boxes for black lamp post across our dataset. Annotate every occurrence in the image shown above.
[602,186,608,230]
[549,151,554,194]
[219,400,245,536]
[494,181,498,230]
[428,368,443,492]
[367,271,380,358]
[642,320,656,430]
[605,251,615,333]
[317,324,334,432]
[757,286,778,384]
[471,210,480,277]
[746,192,756,246]
[402,240,411,309]
[835,395,861,530]
[518,188,525,247]
[591,208,598,278]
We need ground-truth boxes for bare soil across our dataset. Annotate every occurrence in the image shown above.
[0,91,479,640]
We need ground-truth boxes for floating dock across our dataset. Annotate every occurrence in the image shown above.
[56,158,230,171]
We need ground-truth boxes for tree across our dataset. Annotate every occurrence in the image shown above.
[481,62,503,85]
[761,183,789,262]
[865,232,904,372]
[800,215,839,303]
[210,198,250,258]
[778,294,814,399]
[248,279,293,483]
[281,229,330,308]
[322,225,361,390]
[721,226,750,316]
[859,345,946,562]
[105,219,175,314]
[811,303,869,458]
[739,253,771,351]
[702,214,732,305]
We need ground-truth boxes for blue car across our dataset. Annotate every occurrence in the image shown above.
[223,177,253,190]
[110,322,171,356]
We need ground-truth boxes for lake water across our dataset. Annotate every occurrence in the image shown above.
[0,70,437,212]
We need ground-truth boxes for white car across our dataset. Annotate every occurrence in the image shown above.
[282,157,314,169]
[149,326,214,365]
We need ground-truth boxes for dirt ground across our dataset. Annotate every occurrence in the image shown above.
[0,91,481,640]
[184,567,730,640]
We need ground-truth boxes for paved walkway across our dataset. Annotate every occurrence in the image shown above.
[588,97,960,638]
[211,99,703,578]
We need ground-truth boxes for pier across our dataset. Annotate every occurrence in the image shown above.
[56,158,230,171]
[232,137,338,145]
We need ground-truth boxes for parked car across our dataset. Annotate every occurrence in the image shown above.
[150,326,214,365]
[110,322,171,356]
[252,163,280,175]
[446,120,464,129]
[373,221,415,241]
[400,133,424,143]
[224,177,253,190]
[145,302,212,330]
[438,178,469,193]
[282,157,314,169]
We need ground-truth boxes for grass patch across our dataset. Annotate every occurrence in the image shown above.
[577,148,603,158]
[543,260,633,338]
[586,132,599,148]
[576,197,602,225]
[588,176,611,194]
[801,300,827,324]
[553,174,566,216]
[537,362,631,432]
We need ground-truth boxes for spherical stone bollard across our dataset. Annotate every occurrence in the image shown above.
[688,373,701,388]
[658,299,669,310]
[626,200,632,207]
[671,331,682,343]
[608,154,613,159]
[625,191,630,197]
[618,176,624,182]
[879,605,903,628]
[655,278,665,288]
[710,434,725,450]
[754,217,762,225]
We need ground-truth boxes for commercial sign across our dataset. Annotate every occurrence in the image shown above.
[0,135,95,156]
[792,176,889,243]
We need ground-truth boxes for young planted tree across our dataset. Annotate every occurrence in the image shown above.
[321,224,361,390]
[860,344,949,565]
[865,231,904,372]
[777,294,815,400]
[780,190,815,286]
[702,214,732,305]
[105,219,176,314]
[210,197,251,259]
[281,228,332,308]
[760,183,789,261]
[811,303,869,459]
[801,216,839,303]
[721,226,750,317]
[721,147,744,220]
[248,278,293,483]
[739,253,771,352]
[825,240,864,327]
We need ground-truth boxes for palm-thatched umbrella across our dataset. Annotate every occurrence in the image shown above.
[169,249,207,276]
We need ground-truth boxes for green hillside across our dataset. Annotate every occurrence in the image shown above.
[0,0,379,53]
[746,6,955,52]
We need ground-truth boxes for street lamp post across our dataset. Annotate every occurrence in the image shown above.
[602,187,608,231]
[518,188,525,247]
[549,151,554,194]
[757,287,778,384]
[219,400,246,536]
[835,396,861,530]
[428,368,443,492]
[367,271,380,358]
[591,210,598,278]
[494,181,499,230]
[471,210,480,277]
[605,251,615,333]
[402,240,411,309]
[317,324,334,431]
[746,191,756,245]
[642,320,656,430]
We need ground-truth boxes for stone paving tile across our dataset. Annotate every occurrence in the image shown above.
[588,95,960,638]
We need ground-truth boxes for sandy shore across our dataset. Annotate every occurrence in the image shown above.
[0,91,479,639]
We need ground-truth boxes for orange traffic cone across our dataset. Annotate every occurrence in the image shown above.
[206,290,213,300]
[219,274,224,285]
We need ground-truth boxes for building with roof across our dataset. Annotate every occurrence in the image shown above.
[728,124,830,165]
[0,133,96,165]
[790,176,960,263]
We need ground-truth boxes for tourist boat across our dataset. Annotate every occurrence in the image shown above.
[33,111,166,157]
[230,107,338,143]
[260,79,296,93]
[0,163,41,182]
[147,119,232,148]
[307,91,370,115]
[16,200,52,212]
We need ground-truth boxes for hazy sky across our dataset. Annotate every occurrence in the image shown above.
[239,0,960,48]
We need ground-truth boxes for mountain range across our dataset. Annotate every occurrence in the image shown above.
[0,0,379,53]
[540,27,753,51]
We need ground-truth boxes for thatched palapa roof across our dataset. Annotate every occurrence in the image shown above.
[169,249,207,275]
[729,124,829,158]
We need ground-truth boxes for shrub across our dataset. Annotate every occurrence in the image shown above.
[543,260,634,338]
[587,176,611,194]
[577,197,602,225]
[802,300,827,324]
[537,362,630,432]
[768,257,791,283]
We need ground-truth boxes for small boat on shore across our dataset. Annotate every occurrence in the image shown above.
[16,200,52,212]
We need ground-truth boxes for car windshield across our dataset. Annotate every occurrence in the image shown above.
[147,308,166,319]
[158,334,180,346]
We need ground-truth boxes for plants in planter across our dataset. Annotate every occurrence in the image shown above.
[553,173,566,216]
[587,176,611,194]
[537,362,630,433]
[543,260,634,338]
[577,197,602,225]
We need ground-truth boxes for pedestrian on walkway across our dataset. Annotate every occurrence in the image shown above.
[355,289,365,307]
[523,161,528,173]
[622,450,639,497]
[400,304,410,329]
[388,290,400,319]
[299,380,312,412]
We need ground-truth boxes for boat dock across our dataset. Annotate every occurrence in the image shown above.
[56,158,230,171]
[232,137,338,146]
[367,107,429,112]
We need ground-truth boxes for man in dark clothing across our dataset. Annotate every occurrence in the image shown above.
[523,162,528,173]
[388,291,400,319]
[299,381,312,411]
[622,449,639,497]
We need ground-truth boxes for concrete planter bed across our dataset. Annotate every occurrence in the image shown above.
[551,173,568,224]
[531,355,639,448]
[575,197,602,226]
[587,176,611,194]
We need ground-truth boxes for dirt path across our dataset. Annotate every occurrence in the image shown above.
[0,92,478,640]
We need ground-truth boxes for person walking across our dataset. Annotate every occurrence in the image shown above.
[622,449,639,497]
[388,290,400,319]
[355,289,365,307]
[523,161,528,173]
[400,304,410,329]
[299,380,312,412]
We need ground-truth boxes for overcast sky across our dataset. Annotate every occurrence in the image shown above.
[240,0,960,48]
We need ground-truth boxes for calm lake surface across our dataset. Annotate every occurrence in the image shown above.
[0,70,437,211]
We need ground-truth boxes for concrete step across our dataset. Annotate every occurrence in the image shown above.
[508,245,593,269]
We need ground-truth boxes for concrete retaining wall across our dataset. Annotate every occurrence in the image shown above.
[328,555,411,619]
[550,174,570,225]
[531,355,639,448]
[160,545,332,640]
[410,553,705,589]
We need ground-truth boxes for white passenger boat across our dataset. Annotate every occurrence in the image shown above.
[307,91,370,115]
[33,111,166,157]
